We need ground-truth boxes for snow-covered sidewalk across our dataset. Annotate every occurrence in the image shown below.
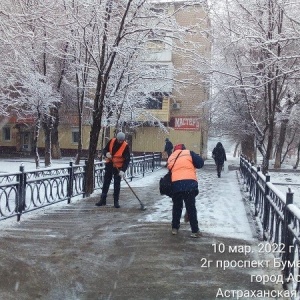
[0,158,287,299]
[0,157,257,240]
[133,161,254,240]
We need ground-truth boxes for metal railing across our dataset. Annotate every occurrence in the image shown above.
[0,152,162,222]
[240,155,300,294]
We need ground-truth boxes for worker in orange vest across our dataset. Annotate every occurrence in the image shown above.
[95,132,130,208]
[167,143,204,238]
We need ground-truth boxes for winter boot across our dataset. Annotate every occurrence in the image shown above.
[114,199,120,208]
[95,194,107,206]
[190,231,202,238]
[113,190,120,208]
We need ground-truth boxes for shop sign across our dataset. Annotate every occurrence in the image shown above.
[173,116,200,131]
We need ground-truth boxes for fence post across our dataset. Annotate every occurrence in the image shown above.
[16,165,26,222]
[263,174,270,240]
[249,162,255,198]
[67,162,74,204]
[254,167,260,216]
[130,153,134,181]
[242,157,247,186]
[283,187,294,280]
[83,160,88,198]
[152,152,155,172]
[239,155,243,177]
[143,152,146,177]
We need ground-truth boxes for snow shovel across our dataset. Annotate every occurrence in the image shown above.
[123,176,146,211]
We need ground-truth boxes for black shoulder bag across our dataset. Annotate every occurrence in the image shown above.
[159,151,182,197]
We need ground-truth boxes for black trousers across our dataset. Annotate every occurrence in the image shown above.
[216,163,223,176]
[172,190,199,233]
[101,165,121,201]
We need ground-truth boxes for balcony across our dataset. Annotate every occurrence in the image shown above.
[136,97,170,123]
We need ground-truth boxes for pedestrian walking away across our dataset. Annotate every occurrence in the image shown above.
[212,142,227,178]
[167,143,204,238]
[164,138,173,159]
[95,132,130,208]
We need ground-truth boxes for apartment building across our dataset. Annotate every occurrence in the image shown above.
[130,1,210,157]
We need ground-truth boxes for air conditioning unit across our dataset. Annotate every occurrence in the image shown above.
[172,103,181,110]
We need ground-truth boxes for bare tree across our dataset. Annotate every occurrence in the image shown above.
[202,0,300,173]
[0,0,66,165]
[273,93,300,168]
[10,72,60,168]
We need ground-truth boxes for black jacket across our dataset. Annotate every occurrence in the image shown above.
[164,140,173,155]
[212,142,227,165]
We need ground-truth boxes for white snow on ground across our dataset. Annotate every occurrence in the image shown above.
[1,156,252,241]
[140,163,254,240]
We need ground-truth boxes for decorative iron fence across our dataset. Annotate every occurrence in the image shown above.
[240,155,300,295]
[0,152,162,222]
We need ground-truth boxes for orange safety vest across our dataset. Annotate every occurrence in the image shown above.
[106,138,128,168]
[168,150,197,182]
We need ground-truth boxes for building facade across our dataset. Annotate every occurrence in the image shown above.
[130,1,210,157]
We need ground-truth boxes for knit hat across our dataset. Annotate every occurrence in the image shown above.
[116,132,125,141]
[174,144,186,151]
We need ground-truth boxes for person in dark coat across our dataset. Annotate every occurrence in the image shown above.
[95,132,130,208]
[164,138,173,158]
[212,142,227,178]
[167,143,204,238]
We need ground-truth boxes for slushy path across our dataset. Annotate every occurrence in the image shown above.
[0,159,288,300]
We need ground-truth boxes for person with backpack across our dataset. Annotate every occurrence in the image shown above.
[95,132,130,208]
[167,143,204,238]
[212,142,227,178]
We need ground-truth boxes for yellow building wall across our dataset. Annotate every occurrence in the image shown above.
[37,125,101,150]
[131,127,202,154]
[56,125,90,149]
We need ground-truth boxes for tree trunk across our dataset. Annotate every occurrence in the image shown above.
[263,121,275,174]
[85,119,101,196]
[75,70,85,165]
[51,105,61,159]
[85,70,105,196]
[33,118,41,169]
[75,117,83,165]
[241,135,255,161]
[43,116,53,167]
[233,142,240,157]
[274,119,288,169]
[294,142,300,169]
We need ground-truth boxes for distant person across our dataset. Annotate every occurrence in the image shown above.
[212,142,227,178]
[167,143,204,238]
[95,132,130,208]
[164,138,173,158]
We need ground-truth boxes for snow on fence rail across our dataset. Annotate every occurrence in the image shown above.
[240,155,300,296]
[0,152,162,222]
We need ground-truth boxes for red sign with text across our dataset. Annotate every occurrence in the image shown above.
[172,116,200,131]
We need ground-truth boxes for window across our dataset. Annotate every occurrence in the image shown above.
[146,40,165,51]
[146,92,168,109]
[2,127,11,141]
[72,128,79,143]
[150,8,164,14]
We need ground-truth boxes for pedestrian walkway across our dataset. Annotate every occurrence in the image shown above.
[0,159,287,300]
